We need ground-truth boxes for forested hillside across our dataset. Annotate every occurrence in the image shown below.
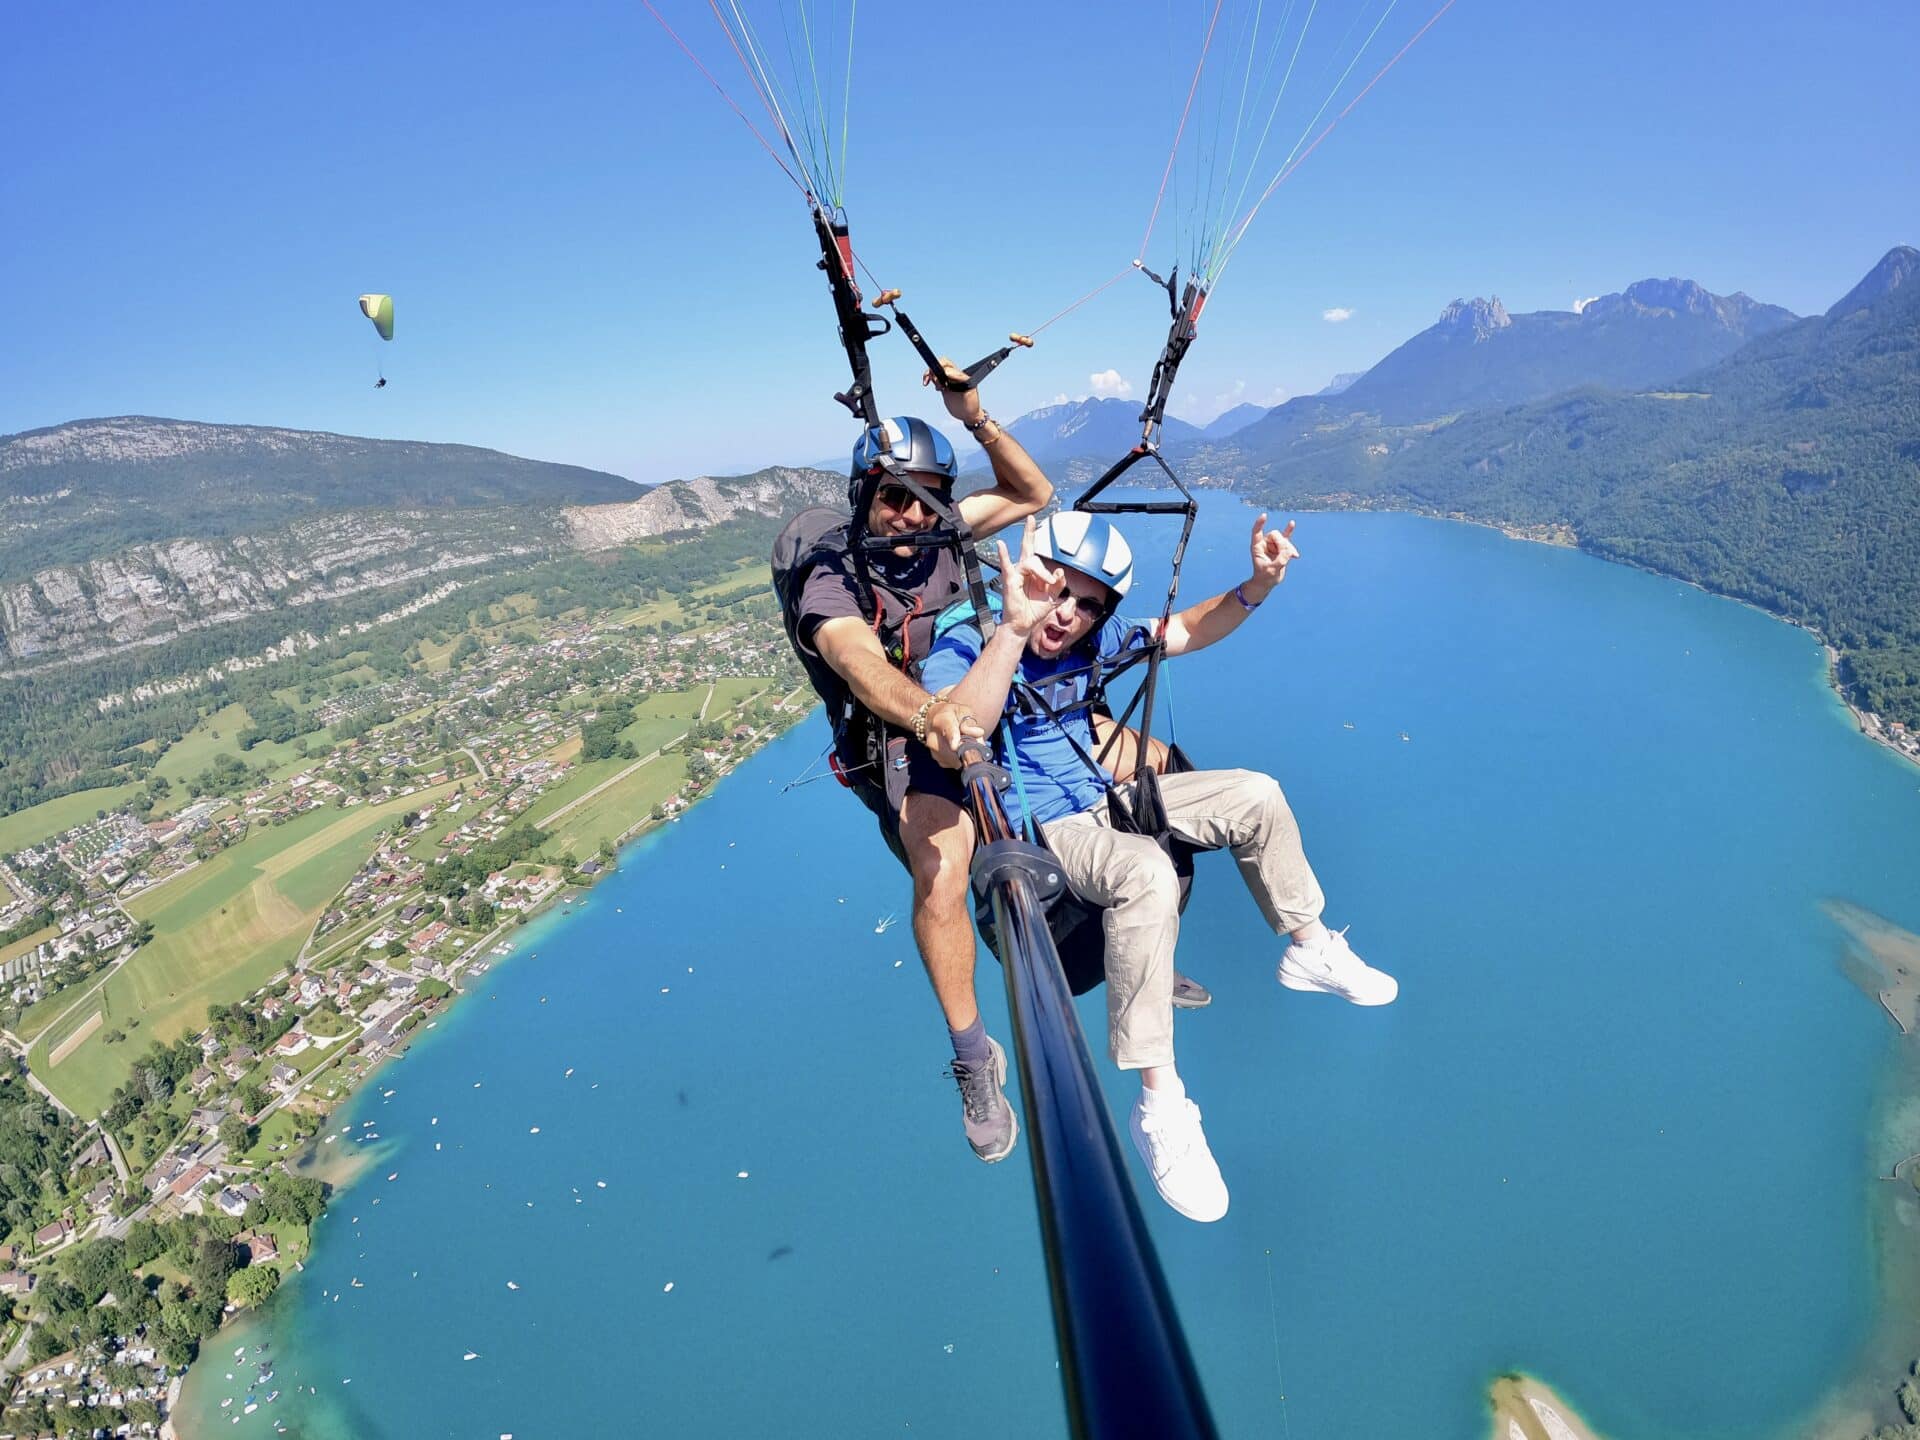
[1225,247,1920,727]
[0,516,784,817]
[0,417,637,576]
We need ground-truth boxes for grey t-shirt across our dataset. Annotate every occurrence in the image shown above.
[796,539,967,676]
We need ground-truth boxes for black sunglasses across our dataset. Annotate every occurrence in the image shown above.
[875,482,949,514]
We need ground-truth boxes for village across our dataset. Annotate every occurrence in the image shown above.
[0,581,810,1437]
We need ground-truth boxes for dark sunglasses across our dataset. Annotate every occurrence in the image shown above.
[875,482,949,514]
[1054,589,1114,624]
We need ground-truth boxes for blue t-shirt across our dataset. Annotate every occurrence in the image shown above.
[920,607,1157,829]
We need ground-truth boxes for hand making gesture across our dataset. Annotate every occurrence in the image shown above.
[1245,513,1298,604]
[995,516,1067,636]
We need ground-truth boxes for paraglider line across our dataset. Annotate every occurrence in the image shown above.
[717,0,819,195]
[1265,1249,1294,1440]
[1215,0,1454,285]
[1024,262,1136,340]
[838,0,857,203]
[640,0,809,195]
[1209,0,1321,272]
[1137,0,1227,264]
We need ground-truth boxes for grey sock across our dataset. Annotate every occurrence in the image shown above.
[949,1016,990,1069]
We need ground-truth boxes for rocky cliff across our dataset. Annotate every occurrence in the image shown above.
[564,465,840,548]
[0,508,558,670]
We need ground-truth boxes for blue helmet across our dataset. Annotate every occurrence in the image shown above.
[850,416,958,501]
[1033,511,1134,600]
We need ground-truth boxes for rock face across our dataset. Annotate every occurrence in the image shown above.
[564,466,840,548]
[1828,244,1918,317]
[0,421,852,673]
[0,416,315,471]
[0,416,637,583]
[1434,296,1512,341]
[0,509,556,669]
[1581,277,1790,335]
[0,415,657,671]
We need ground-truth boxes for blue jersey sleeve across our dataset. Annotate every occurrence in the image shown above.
[1096,613,1158,665]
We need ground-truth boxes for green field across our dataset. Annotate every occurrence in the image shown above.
[149,702,253,789]
[0,784,144,856]
[633,687,711,721]
[243,1109,308,1163]
[522,755,629,830]
[532,678,769,855]
[543,754,690,858]
[706,677,773,714]
[605,594,686,629]
[415,635,458,671]
[604,559,766,630]
[620,715,687,758]
[150,702,335,802]
[519,685,711,831]
[692,560,770,597]
[28,788,448,1117]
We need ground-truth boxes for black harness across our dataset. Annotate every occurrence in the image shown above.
[780,205,1220,991]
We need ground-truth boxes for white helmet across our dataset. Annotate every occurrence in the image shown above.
[1032,511,1134,600]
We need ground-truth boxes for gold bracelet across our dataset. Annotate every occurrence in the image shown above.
[910,696,937,744]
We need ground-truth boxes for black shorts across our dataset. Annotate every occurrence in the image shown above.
[847,734,968,872]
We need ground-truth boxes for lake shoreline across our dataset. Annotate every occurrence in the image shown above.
[164,713,805,1440]
[1488,1374,1607,1440]
[172,506,1920,1439]
[1264,494,1920,773]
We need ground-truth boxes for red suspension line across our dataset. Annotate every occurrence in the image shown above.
[641,0,808,195]
[1024,264,1137,340]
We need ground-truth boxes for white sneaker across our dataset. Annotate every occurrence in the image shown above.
[1129,1094,1229,1223]
[1277,926,1398,1005]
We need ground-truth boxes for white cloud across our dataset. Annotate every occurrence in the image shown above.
[1049,393,1070,407]
[1573,295,1600,314]
[1322,307,1354,324]
[1089,369,1133,399]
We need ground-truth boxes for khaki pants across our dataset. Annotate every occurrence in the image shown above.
[1039,769,1325,1070]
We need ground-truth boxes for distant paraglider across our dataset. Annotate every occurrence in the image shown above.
[358,293,393,388]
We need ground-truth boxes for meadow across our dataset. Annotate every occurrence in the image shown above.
[28,787,446,1116]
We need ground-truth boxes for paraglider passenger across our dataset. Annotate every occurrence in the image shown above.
[919,512,1398,1222]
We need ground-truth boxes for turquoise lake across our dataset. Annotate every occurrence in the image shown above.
[176,505,1920,1439]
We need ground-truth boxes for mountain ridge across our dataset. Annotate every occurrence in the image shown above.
[0,417,640,579]
[1219,245,1920,728]
[1233,275,1799,445]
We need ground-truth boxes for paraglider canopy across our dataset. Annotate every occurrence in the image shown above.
[358,293,393,341]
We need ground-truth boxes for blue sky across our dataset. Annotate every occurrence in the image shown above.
[3,1,1915,484]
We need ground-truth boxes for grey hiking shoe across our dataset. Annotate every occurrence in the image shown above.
[950,1035,1019,1163]
[1171,972,1212,1009]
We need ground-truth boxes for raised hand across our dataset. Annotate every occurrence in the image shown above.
[1248,513,1298,596]
[925,355,982,426]
[996,516,1065,636]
